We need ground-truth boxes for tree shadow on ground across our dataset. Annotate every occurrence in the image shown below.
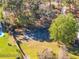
[68,40,79,56]
[68,46,79,56]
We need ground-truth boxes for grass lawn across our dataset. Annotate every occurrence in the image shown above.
[0,33,22,59]
[21,40,79,59]
[0,5,3,20]
[0,57,16,59]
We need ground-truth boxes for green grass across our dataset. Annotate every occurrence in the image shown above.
[0,33,21,59]
[0,5,3,20]
[21,41,79,59]
[0,57,16,59]
[21,41,59,59]
[21,44,38,59]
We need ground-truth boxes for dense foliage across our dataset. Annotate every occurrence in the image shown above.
[1,0,55,27]
[49,13,78,44]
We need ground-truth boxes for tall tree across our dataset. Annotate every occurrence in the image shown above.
[49,13,78,45]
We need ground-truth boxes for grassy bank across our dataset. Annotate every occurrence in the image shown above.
[0,33,21,59]
[21,40,79,59]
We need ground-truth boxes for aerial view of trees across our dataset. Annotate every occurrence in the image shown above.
[0,0,79,59]
[49,13,78,45]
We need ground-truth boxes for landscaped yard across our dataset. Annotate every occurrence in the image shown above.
[0,33,22,59]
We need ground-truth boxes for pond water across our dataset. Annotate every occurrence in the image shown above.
[0,32,4,37]
[25,28,50,41]
[0,23,4,37]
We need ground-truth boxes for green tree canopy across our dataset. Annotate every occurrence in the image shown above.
[49,13,78,44]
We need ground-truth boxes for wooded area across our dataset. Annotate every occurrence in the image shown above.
[0,0,79,59]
